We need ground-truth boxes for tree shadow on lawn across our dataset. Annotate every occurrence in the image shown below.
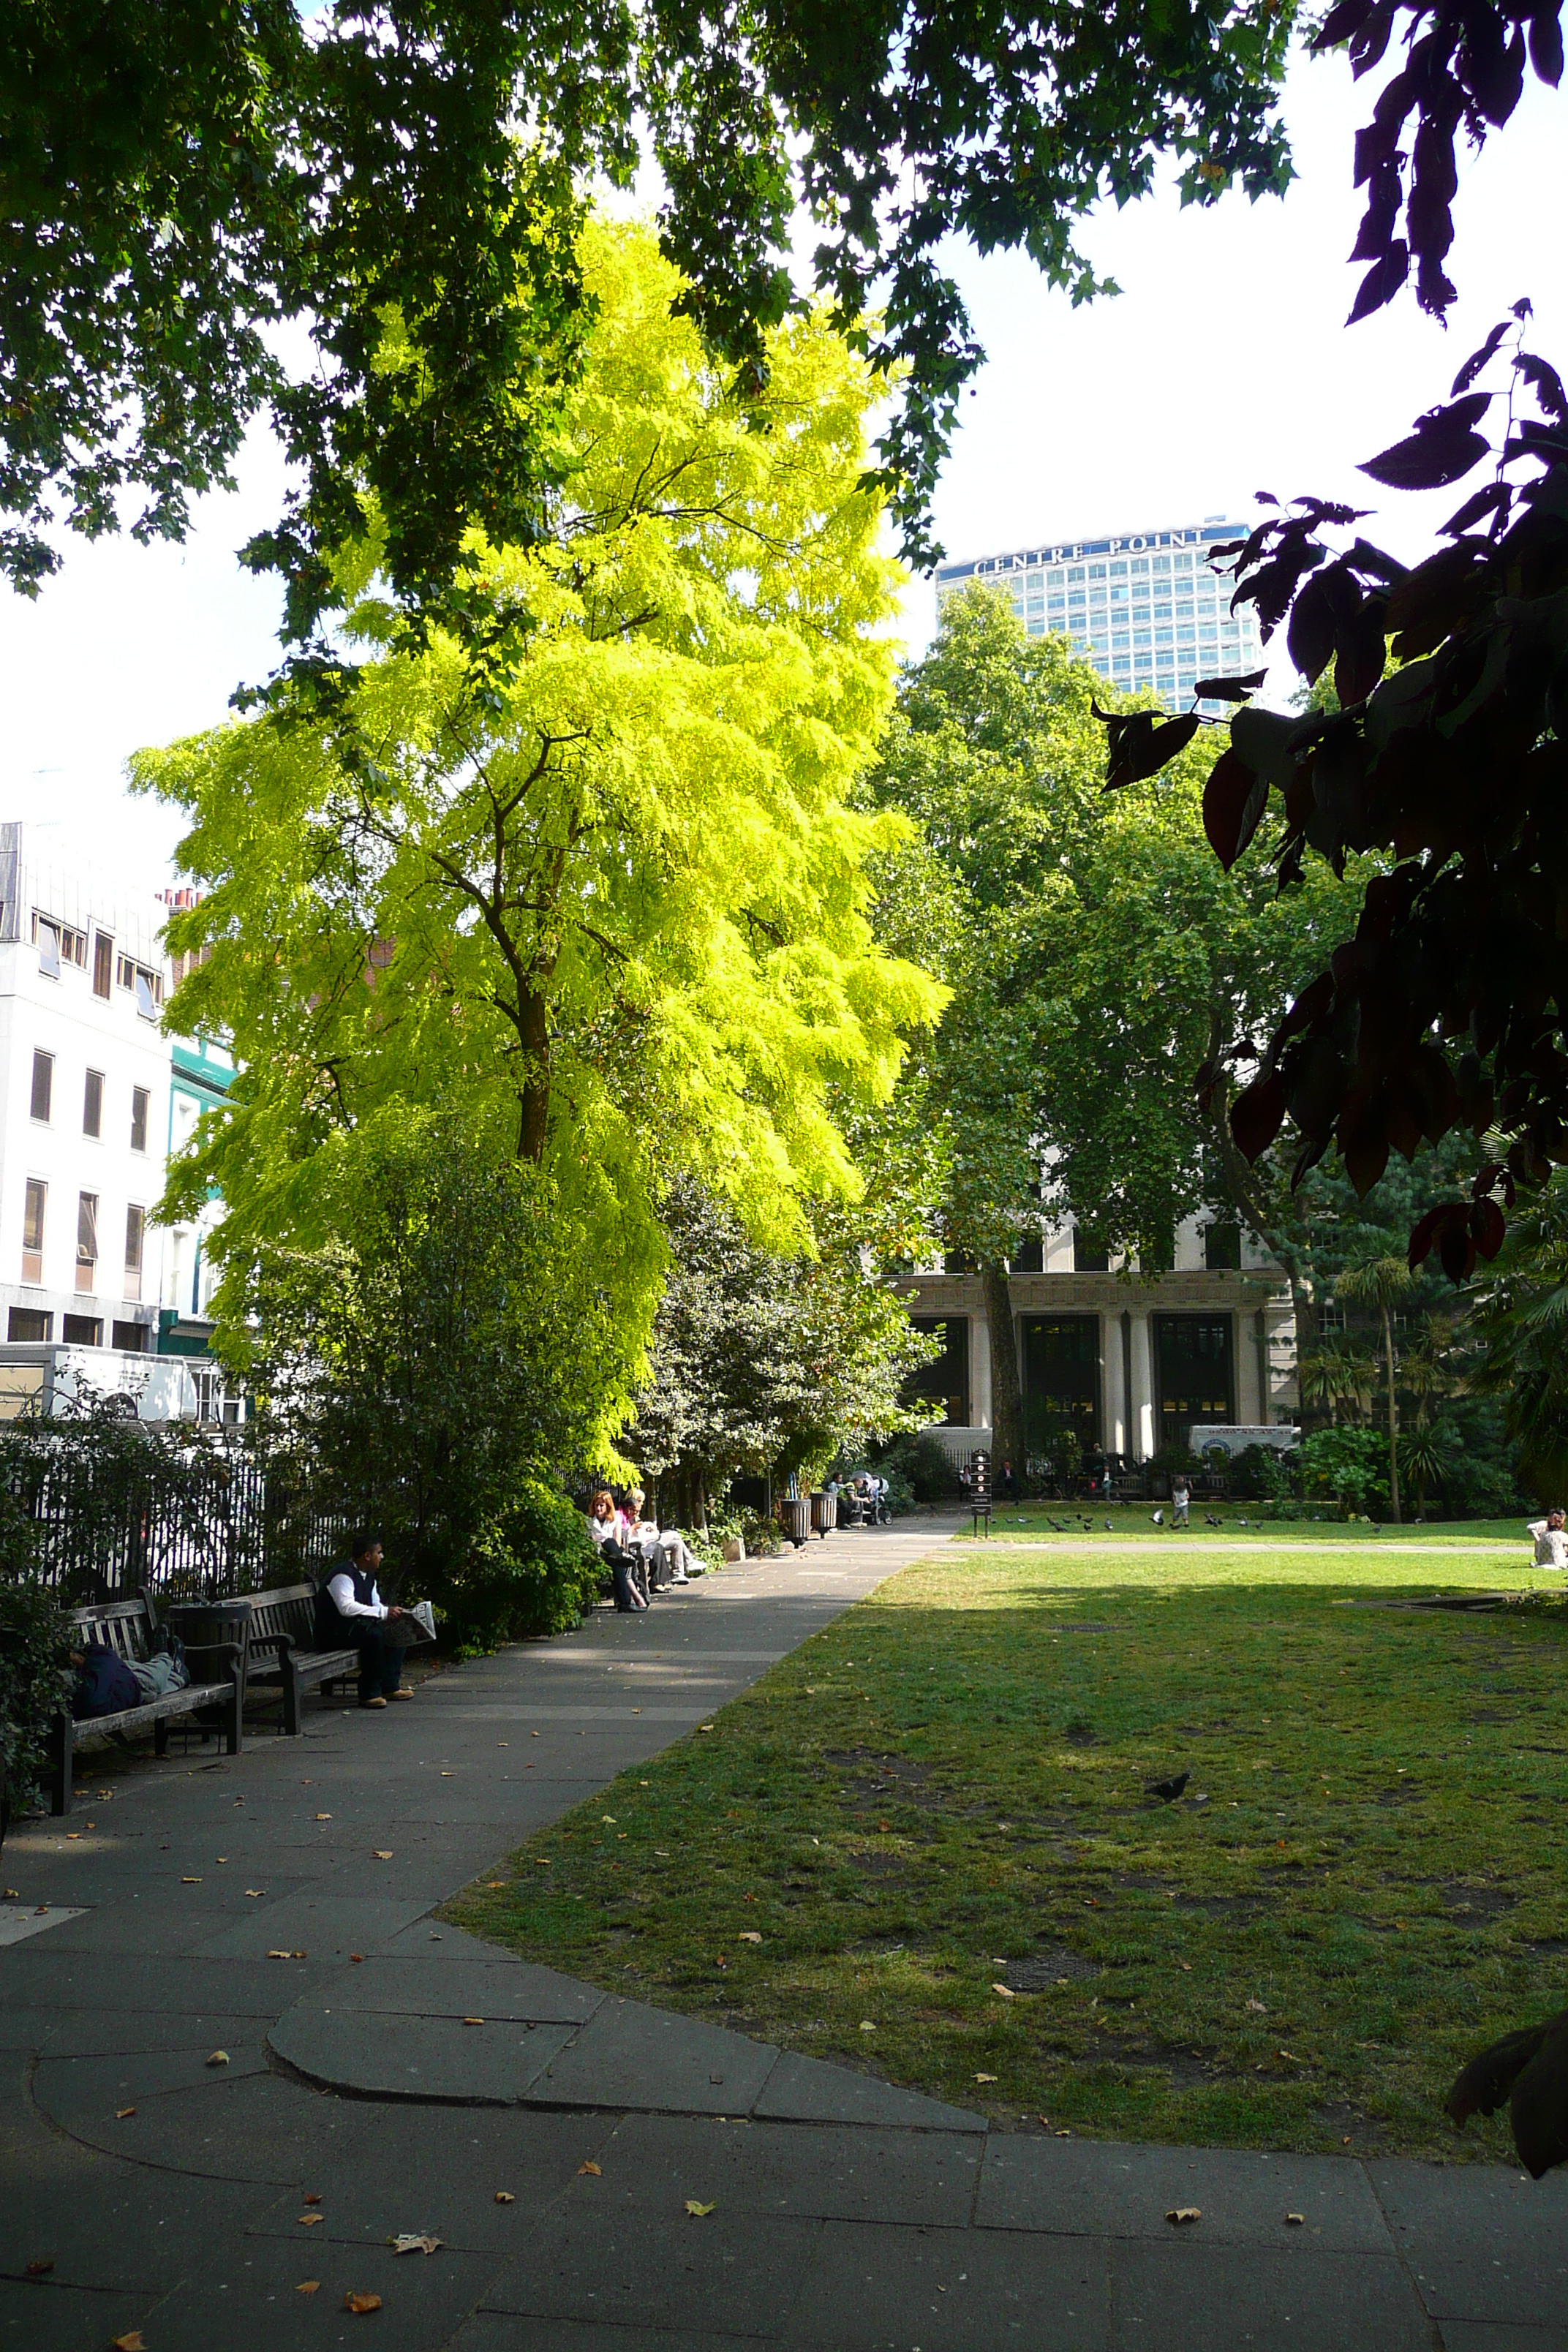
[445,1552,1568,2162]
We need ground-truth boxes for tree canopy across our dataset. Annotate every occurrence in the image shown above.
[142,216,943,1352]
[3,0,1301,641]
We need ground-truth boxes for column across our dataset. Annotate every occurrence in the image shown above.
[970,1310,992,1430]
[1104,1310,1126,1455]
[1128,1309,1156,1460]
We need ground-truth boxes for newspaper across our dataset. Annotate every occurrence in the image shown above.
[386,1598,437,1647]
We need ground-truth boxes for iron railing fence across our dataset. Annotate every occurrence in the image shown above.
[7,1431,347,1603]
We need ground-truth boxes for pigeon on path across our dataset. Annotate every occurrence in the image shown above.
[1145,1771,1191,1803]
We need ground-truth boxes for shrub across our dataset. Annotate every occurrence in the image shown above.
[860,1428,958,1507]
[1297,1426,1389,1515]
[1232,1443,1292,1501]
[433,1480,600,1651]
[0,1488,72,1819]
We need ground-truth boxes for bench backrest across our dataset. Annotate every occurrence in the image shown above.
[244,1581,320,1648]
[68,1595,154,1667]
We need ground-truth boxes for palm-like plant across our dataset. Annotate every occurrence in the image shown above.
[1397,1423,1452,1522]
[1336,1255,1414,1523]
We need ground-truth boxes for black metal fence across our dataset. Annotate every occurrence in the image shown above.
[10,1431,346,1604]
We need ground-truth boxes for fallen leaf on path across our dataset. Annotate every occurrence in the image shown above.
[372,1850,393,1861]
[344,2291,382,2314]
[389,2234,442,2255]
[244,1889,265,1898]
[992,1983,1015,1999]
[462,2017,485,2026]
[494,2192,515,2204]
[304,2193,322,2205]
[578,2161,601,2176]
[685,2200,715,2217]
[1166,2208,1202,2225]
[206,2050,230,2067]
[532,1858,551,1867]
[24,2258,53,2276]
[350,1953,364,1962]
[298,2213,324,2227]
[181,1876,202,1883]
[1286,2213,1304,2226]
[297,2280,320,2293]
[112,2334,146,2351]
[314,1813,332,1822]
[975,2073,998,2084]
[115,2106,136,2119]
[484,1881,507,1888]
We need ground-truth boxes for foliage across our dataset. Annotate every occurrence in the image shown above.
[143,217,942,1359]
[864,1429,964,1507]
[449,1528,1568,2160]
[1296,1425,1390,1514]
[1336,1254,1414,1520]
[4,1,1300,633]
[627,1180,936,1526]
[234,1112,629,1609]
[1469,1174,1568,1499]
[1156,314,1568,1273]
[442,1480,602,1652]
[0,1492,71,1817]
[1231,1441,1291,1500]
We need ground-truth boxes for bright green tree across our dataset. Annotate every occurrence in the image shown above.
[143,216,944,1360]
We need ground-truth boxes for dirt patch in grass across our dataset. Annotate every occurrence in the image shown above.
[445,1538,1568,2159]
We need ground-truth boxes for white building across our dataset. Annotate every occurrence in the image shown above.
[0,826,234,1421]
[935,517,1264,709]
[900,1205,1297,1468]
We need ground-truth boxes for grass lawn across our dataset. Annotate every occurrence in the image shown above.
[445,1523,1568,2160]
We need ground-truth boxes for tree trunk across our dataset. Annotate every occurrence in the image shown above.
[1382,1303,1402,1523]
[981,1260,1024,1483]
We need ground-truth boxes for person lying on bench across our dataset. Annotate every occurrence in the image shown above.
[322,1532,415,1707]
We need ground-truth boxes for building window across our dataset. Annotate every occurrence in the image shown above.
[111,1319,147,1353]
[124,1205,145,1300]
[130,1085,150,1153]
[23,1180,45,1283]
[83,1068,104,1137]
[1204,1221,1242,1272]
[76,1191,98,1292]
[30,1049,53,1122]
[1011,1236,1044,1273]
[1072,1229,1110,1273]
[1155,1314,1235,1448]
[902,1316,970,1426]
[116,953,165,1017]
[63,1313,102,1346]
[1022,1315,1100,1454]
[7,1308,50,1343]
[93,930,113,998]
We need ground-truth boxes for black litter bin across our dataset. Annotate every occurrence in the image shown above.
[810,1490,837,1536]
[780,1496,811,1547]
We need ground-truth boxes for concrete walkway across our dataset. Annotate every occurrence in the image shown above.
[3,1516,1565,2351]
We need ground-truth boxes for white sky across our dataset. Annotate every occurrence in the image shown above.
[0,46,1561,897]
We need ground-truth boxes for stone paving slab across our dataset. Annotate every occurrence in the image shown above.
[192,1893,432,1959]
[523,1993,780,2117]
[34,2043,274,2121]
[0,2274,159,2352]
[329,1953,606,2021]
[594,2112,984,2226]
[788,2217,1108,2351]
[137,2232,506,2352]
[35,2065,372,2183]
[479,2205,822,2337]
[755,2047,986,2133]
[1438,2327,1568,2352]
[1370,2158,1568,2329]
[975,2133,1395,2250]
[451,2320,763,2352]
[1109,2239,1434,2352]
[273,2007,576,2102]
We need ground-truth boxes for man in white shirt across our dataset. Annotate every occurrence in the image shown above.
[1528,1510,1568,1569]
[322,1534,413,1708]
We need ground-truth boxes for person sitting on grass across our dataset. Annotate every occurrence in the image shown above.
[322,1533,414,1708]
[1528,1508,1568,1569]
[587,1488,647,1611]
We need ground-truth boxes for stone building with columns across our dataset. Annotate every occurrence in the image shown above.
[898,1206,1297,1465]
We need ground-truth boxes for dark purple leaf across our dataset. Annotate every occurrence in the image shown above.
[1451,319,1511,396]
[1469,20,1528,124]
[1361,396,1492,488]
[1439,1222,1477,1281]
[1529,8,1564,85]
[1470,1196,1507,1259]
[1517,351,1568,420]
[1288,572,1337,683]
[1313,0,1368,48]
[1202,745,1269,869]
[1191,669,1267,701]
[1348,238,1409,324]
[1230,1071,1287,1163]
[1440,479,1512,536]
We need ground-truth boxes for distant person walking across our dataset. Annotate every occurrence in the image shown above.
[321,1533,413,1708]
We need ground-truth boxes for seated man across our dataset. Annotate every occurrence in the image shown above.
[1528,1508,1568,1568]
[321,1532,414,1708]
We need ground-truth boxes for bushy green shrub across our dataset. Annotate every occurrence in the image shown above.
[1297,1426,1389,1515]
[1232,1443,1292,1501]
[434,1480,600,1651]
[859,1428,957,1508]
[0,1488,72,1819]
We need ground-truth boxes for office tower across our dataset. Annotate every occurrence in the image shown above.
[934,516,1264,706]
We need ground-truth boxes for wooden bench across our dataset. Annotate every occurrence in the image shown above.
[50,1595,246,1816]
[242,1580,361,1734]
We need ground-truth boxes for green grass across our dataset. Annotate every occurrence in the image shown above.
[445,1528,1568,2160]
[960,1507,1534,1546]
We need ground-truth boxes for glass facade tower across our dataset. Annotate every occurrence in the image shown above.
[934,516,1264,708]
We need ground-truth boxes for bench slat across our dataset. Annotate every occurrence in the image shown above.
[69,1681,238,1740]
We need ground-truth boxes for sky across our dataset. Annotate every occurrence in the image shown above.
[0,45,1561,897]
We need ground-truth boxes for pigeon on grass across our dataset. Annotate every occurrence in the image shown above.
[1448,2009,1568,2178]
[1151,1509,1164,1526]
[1145,1771,1190,1803]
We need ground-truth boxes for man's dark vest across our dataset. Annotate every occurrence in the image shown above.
[319,1559,379,1644]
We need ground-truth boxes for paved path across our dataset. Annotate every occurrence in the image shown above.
[4,1516,1565,2351]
